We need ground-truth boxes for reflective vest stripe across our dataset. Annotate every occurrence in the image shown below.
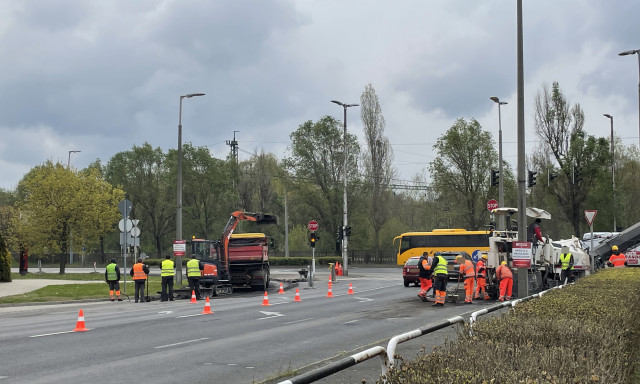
[106,263,117,281]
[464,261,475,278]
[560,253,573,270]
[133,263,147,280]
[476,261,486,278]
[186,259,200,277]
[434,256,448,275]
[161,260,175,276]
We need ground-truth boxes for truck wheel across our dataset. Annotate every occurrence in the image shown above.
[263,267,270,291]
[404,281,410,287]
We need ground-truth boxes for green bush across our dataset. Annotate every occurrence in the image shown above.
[0,233,12,282]
[269,256,343,266]
[381,268,640,384]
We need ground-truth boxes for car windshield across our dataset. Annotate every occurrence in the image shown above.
[440,253,468,262]
[405,258,419,266]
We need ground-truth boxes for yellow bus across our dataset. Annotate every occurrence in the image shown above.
[393,229,491,265]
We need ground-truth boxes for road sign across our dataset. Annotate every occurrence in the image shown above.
[512,241,532,268]
[308,220,319,232]
[173,240,186,257]
[487,199,499,211]
[119,219,133,232]
[130,227,141,238]
[118,199,132,217]
[584,210,597,226]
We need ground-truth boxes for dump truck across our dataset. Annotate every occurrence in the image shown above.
[187,211,278,296]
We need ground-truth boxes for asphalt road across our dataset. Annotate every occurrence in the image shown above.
[0,268,502,384]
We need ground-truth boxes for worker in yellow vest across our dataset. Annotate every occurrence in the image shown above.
[557,246,575,284]
[161,255,175,302]
[430,254,449,307]
[105,258,122,301]
[186,258,205,300]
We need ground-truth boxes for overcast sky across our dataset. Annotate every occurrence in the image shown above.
[1,0,639,191]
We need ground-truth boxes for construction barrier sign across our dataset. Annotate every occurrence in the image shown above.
[511,241,532,268]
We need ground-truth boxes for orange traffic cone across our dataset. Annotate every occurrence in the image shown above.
[326,282,333,298]
[202,297,213,314]
[347,283,354,295]
[73,309,89,332]
[190,290,197,303]
[262,291,271,306]
[294,288,302,302]
[278,282,284,294]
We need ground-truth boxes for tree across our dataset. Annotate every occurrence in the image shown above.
[533,82,610,236]
[360,83,394,259]
[14,161,124,274]
[429,118,498,230]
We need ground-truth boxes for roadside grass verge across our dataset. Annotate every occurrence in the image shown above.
[380,268,640,384]
[11,272,106,281]
[0,277,164,304]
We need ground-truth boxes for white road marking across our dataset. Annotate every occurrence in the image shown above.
[176,313,202,318]
[158,311,173,315]
[283,318,313,325]
[356,297,373,302]
[154,337,209,349]
[258,311,284,320]
[344,320,359,324]
[30,330,75,338]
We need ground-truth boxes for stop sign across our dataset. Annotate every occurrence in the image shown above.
[308,220,319,231]
[487,199,499,211]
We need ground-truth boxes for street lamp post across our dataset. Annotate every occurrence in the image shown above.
[619,49,640,148]
[176,93,205,285]
[67,150,81,168]
[490,97,507,231]
[604,114,616,232]
[331,100,359,277]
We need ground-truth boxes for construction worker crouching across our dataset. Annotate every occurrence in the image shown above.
[130,258,150,303]
[608,245,627,267]
[417,252,433,302]
[495,261,513,302]
[161,255,175,302]
[557,246,575,284]
[105,258,122,301]
[431,253,448,307]
[457,255,475,304]
[474,254,490,300]
[186,257,205,300]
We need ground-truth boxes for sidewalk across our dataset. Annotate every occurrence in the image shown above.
[0,279,97,298]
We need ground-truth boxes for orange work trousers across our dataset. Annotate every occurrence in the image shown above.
[464,277,474,302]
[475,277,489,299]
[499,277,513,301]
[419,277,432,296]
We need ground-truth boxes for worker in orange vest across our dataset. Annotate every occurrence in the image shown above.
[495,261,513,302]
[457,255,475,304]
[130,258,150,303]
[474,254,490,300]
[417,252,432,302]
[608,245,627,267]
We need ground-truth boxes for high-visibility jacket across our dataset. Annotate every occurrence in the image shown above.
[161,259,175,277]
[559,253,574,270]
[459,259,475,278]
[496,265,513,280]
[106,263,118,281]
[610,253,626,267]
[187,258,201,277]
[132,263,147,281]
[433,255,448,276]
[476,260,486,278]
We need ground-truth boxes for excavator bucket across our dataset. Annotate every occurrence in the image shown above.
[254,214,279,225]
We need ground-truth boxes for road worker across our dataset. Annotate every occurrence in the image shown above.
[457,255,475,304]
[495,260,513,302]
[557,246,575,284]
[474,254,490,300]
[430,253,449,307]
[417,252,432,302]
[186,257,205,300]
[130,258,150,303]
[104,258,122,301]
[608,245,627,267]
[160,255,175,301]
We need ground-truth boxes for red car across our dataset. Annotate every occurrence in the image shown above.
[402,256,421,287]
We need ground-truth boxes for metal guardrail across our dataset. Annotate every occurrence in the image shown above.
[277,346,388,384]
[385,316,465,372]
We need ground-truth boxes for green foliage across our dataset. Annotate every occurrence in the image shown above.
[269,256,342,266]
[381,268,640,383]
[0,232,11,282]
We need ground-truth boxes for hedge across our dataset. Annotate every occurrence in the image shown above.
[380,268,640,384]
[141,256,343,268]
[0,233,11,282]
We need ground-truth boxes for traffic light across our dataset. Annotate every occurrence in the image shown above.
[309,232,317,248]
[345,226,352,237]
[527,171,537,187]
[573,166,582,184]
[490,169,499,187]
[337,226,343,240]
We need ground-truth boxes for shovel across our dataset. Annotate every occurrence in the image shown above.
[446,276,461,303]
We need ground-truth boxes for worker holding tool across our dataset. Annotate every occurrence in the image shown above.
[417,252,432,302]
[474,254,490,300]
[457,255,475,304]
[608,245,627,267]
[130,258,150,303]
[495,261,513,302]
[161,255,175,301]
[557,246,575,284]
[186,257,205,300]
[430,253,448,307]
[105,258,122,301]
